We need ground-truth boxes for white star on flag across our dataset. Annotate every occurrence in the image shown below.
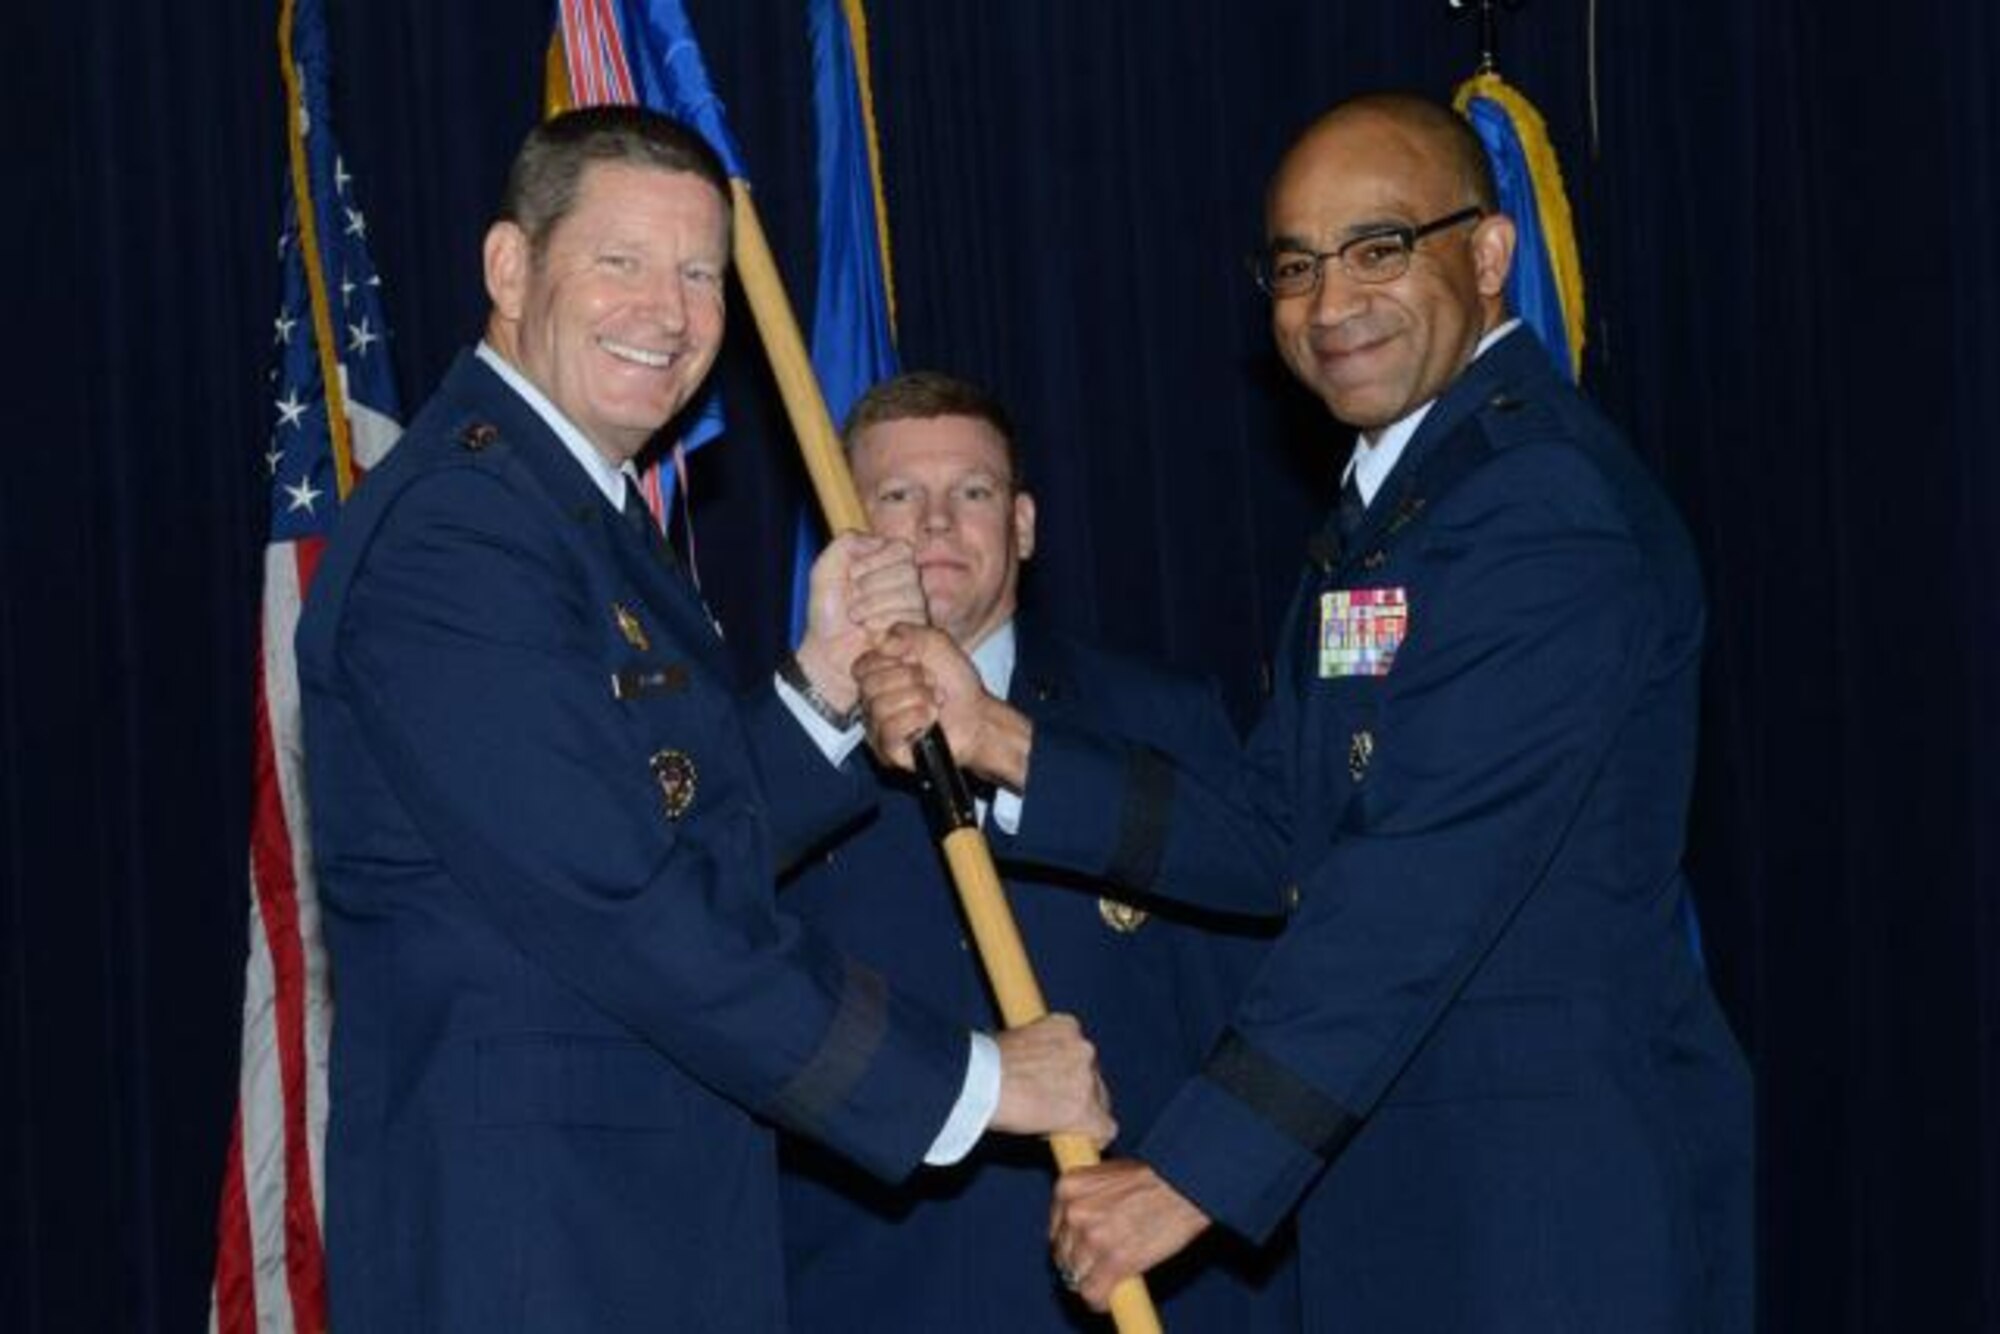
[284,475,323,514]
[218,4,408,1329]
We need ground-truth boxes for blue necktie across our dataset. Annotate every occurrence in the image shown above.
[1335,469,1368,550]
[623,476,677,570]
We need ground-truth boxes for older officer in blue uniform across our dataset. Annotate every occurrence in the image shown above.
[776,373,1295,1332]
[860,94,1752,1333]
[296,107,1111,1334]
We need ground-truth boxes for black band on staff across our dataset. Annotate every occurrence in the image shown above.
[912,727,979,838]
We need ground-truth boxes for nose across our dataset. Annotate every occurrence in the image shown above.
[920,490,953,533]
[1307,262,1368,327]
[646,270,690,333]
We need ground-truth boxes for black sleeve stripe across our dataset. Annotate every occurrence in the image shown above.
[1105,744,1175,890]
[1206,1030,1361,1158]
[771,956,889,1136]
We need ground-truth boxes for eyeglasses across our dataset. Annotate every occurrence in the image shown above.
[1250,206,1484,298]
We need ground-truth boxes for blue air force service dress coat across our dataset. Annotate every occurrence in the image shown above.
[777,622,1296,1332]
[1002,330,1753,1334]
[295,352,970,1334]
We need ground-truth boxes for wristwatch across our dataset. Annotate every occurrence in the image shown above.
[777,650,861,729]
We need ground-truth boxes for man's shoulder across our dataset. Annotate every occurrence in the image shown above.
[345,358,560,526]
[1428,342,1655,531]
[397,353,537,469]
[300,360,578,649]
[1427,346,1698,596]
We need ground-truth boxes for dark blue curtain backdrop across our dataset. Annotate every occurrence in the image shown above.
[4,1,1995,1329]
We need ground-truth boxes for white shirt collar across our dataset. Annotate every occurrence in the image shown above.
[1342,318,1523,506]
[968,618,1018,701]
[476,342,638,510]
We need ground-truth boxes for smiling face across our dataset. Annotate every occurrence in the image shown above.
[483,160,728,465]
[1266,106,1515,431]
[850,413,1035,650]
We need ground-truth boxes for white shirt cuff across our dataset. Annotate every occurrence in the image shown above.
[924,1031,1001,1165]
[774,673,866,766]
[989,788,1023,835]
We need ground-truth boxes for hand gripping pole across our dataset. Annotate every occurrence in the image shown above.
[731,181,1163,1334]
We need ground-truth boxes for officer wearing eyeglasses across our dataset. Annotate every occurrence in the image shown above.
[857,92,1752,1334]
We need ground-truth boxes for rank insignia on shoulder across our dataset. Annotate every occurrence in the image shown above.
[1349,729,1375,782]
[1319,586,1408,677]
[1098,897,1149,934]
[612,603,650,653]
[457,421,499,451]
[650,749,697,821]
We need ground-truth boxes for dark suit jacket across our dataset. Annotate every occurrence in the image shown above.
[777,621,1295,1332]
[296,351,969,1334]
[1007,330,1753,1334]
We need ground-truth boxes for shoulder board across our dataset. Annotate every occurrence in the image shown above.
[1470,390,1562,453]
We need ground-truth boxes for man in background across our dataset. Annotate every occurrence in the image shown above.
[778,371,1294,1332]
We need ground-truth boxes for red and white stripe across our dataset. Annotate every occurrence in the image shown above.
[560,0,638,106]
[210,407,388,1333]
[212,537,332,1334]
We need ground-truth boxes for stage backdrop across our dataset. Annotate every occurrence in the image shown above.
[4,1,1996,1330]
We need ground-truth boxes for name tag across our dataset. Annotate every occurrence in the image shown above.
[1319,587,1408,678]
[611,663,691,700]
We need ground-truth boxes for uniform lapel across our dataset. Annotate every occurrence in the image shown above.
[1333,327,1554,580]
[453,355,735,681]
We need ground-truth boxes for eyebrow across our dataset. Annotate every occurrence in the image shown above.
[1266,217,1415,250]
[1340,217,1416,240]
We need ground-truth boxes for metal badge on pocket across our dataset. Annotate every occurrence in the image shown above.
[649,748,697,820]
[1097,897,1149,934]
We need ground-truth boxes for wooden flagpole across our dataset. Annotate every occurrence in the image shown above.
[730,180,1164,1334]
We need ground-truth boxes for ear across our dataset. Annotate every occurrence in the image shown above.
[483,221,531,320]
[1469,213,1517,300]
[1012,490,1037,562]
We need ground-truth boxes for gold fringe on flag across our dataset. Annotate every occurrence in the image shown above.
[1453,71,1587,379]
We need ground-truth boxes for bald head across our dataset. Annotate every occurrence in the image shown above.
[1272,94,1497,221]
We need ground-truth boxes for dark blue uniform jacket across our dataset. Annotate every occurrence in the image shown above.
[297,352,968,1333]
[778,621,1296,1331]
[1003,330,1753,1334]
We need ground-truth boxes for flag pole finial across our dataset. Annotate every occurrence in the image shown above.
[1448,0,1522,74]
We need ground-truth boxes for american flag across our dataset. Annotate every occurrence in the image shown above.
[210,1,401,1328]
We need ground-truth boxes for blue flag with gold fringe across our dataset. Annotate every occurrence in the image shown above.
[1453,71,1586,382]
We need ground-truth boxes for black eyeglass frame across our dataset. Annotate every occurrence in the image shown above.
[1250,205,1486,297]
